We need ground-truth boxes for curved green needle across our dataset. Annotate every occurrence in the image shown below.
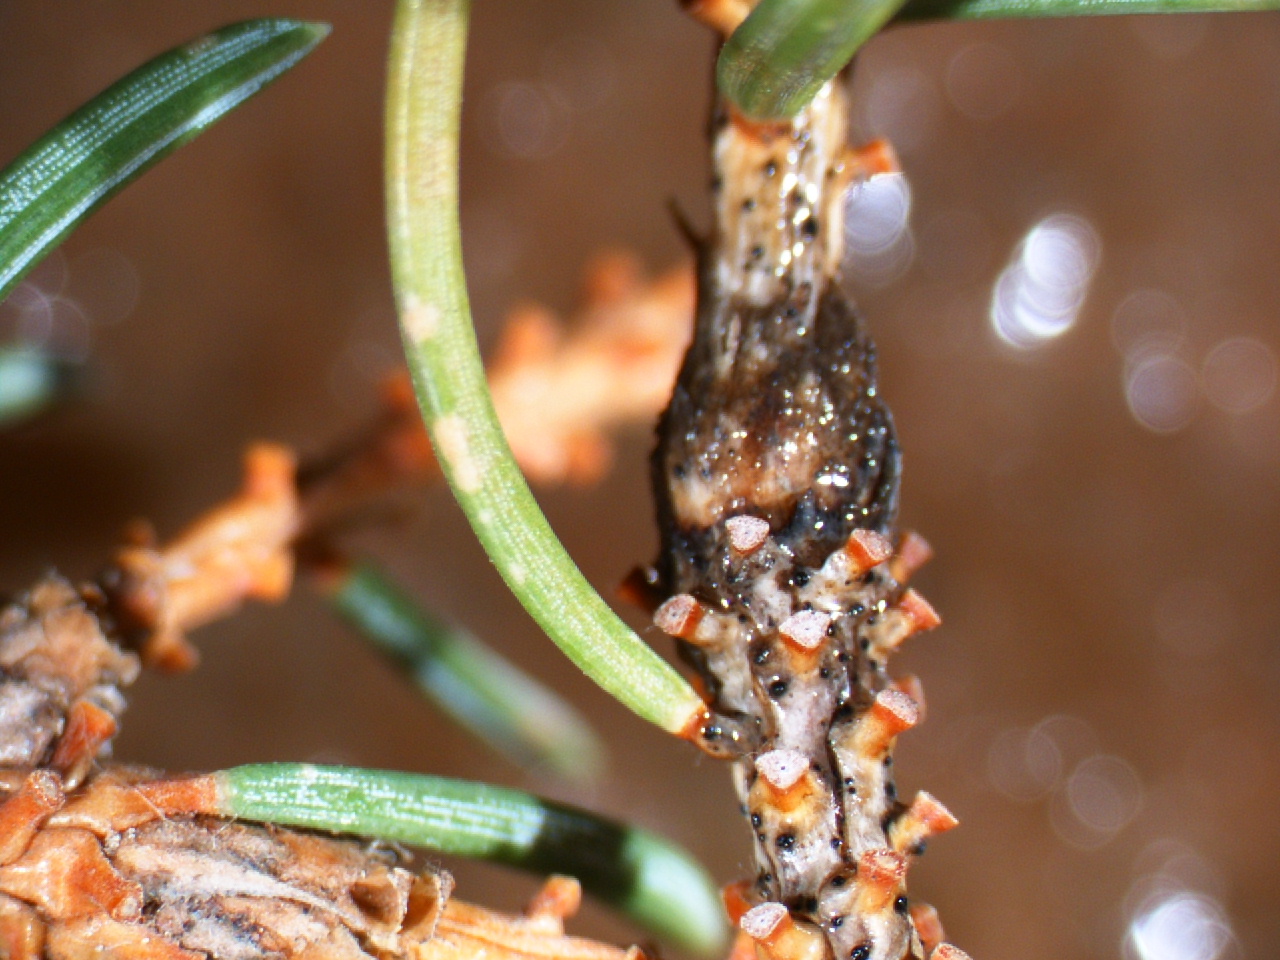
[384,0,707,737]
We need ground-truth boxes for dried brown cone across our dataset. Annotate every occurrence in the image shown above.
[0,578,137,786]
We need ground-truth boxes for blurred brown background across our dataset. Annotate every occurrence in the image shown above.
[1,3,1277,959]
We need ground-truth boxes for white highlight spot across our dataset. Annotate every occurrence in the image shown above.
[726,515,770,554]
[991,214,1098,349]
[845,175,911,255]
[756,749,809,791]
[778,610,832,651]
[874,688,919,728]
[434,414,481,492]
[1128,893,1233,960]
[654,594,702,638]
[844,173,914,288]
[402,295,441,343]
[740,902,788,940]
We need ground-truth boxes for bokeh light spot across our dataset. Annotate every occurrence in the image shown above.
[69,248,139,326]
[1066,754,1143,836]
[1112,289,1187,366]
[844,173,914,288]
[991,214,1098,348]
[987,724,1063,801]
[1125,354,1198,433]
[862,65,938,156]
[485,81,570,160]
[1201,336,1276,414]
[945,43,1022,121]
[1128,893,1233,960]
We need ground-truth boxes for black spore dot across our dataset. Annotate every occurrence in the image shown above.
[850,946,870,960]
[776,833,796,852]
[751,813,762,828]
[829,875,847,888]
[830,916,845,930]
[769,679,790,698]
[894,895,909,915]
[793,570,810,586]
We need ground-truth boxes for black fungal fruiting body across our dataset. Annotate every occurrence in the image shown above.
[650,19,958,960]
